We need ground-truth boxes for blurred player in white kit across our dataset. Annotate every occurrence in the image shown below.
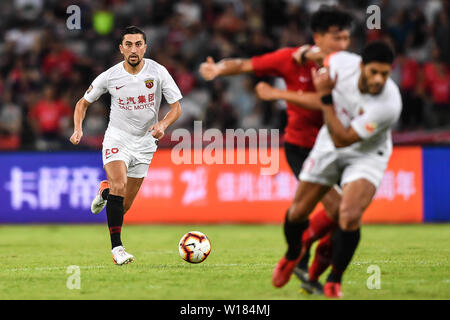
[70,26,182,265]
[273,41,402,298]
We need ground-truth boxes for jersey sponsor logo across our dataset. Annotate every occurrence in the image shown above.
[116,85,125,90]
[86,85,93,94]
[105,147,119,159]
[145,79,154,89]
[359,107,364,115]
[365,122,377,133]
[117,94,155,110]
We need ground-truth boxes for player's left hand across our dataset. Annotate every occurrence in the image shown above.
[149,122,166,139]
[312,67,337,96]
[255,82,279,101]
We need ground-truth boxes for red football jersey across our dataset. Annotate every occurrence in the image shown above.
[252,47,322,149]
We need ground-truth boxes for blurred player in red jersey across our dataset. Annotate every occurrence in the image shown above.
[200,6,353,294]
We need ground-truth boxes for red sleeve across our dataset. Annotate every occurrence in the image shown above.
[251,48,295,78]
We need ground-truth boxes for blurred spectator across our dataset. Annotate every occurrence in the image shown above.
[175,0,202,27]
[4,20,42,55]
[42,41,78,80]
[14,0,44,21]
[204,82,238,131]
[423,47,450,128]
[395,48,425,130]
[432,0,450,63]
[28,85,72,150]
[175,63,197,95]
[0,91,22,150]
[215,3,245,34]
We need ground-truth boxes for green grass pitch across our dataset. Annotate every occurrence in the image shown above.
[0,224,449,300]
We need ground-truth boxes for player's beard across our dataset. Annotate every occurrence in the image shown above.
[127,55,141,67]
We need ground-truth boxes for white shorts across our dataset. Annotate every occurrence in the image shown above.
[299,149,388,189]
[102,126,158,178]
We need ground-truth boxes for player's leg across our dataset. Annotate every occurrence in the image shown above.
[284,143,311,276]
[298,188,339,261]
[122,160,151,213]
[286,144,340,279]
[272,180,331,288]
[294,187,340,284]
[123,177,145,214]
[91,170,146,215]
[299,230,334,294]
[309,231,334,281]
[91,180,110,214]
[104,160,134,265]
[324,178,377,297]
[284,143,336,280]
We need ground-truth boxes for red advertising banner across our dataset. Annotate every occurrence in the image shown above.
[125,147,423,224]
[362,146,423,223]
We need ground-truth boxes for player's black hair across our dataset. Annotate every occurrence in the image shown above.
[362,41,395,65]
[310,5,353,33]
[120,26,147,44]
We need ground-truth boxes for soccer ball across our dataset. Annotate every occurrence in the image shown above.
[178,231,211,263]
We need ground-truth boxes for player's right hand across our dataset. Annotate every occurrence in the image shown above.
[312,67,337,96]
[70,129,83,145]
[199,57,219,81]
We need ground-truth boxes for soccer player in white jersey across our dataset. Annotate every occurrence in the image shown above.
[272,41,402,298]
[69,26,182,265]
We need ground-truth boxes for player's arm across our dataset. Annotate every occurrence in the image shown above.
[292,45,327,66]
[255,81,322,110]
[149,101,181,140]
[199,56,253,81]
[70,97,91,145]
[312,68,361,148]
[321,105,361,148]
[71,72,108,145]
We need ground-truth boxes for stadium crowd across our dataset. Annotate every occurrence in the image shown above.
[0,0,448,150]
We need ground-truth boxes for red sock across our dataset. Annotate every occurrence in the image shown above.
[302,209,336,247]
[309,232,333,281]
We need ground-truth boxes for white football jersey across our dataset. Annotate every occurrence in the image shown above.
[84,58,182,137]
[314,51,402,158]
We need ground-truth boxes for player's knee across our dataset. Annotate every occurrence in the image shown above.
[288,201,310,222]
[338,203,362,231]
[109,180,127,196]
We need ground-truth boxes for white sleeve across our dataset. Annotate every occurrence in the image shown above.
[326,51,361,81]
[351,90,402,140]
[160,66,183,104]
[84,71,108,103]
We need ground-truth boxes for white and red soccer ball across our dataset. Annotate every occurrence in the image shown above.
[178,231,211,263]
